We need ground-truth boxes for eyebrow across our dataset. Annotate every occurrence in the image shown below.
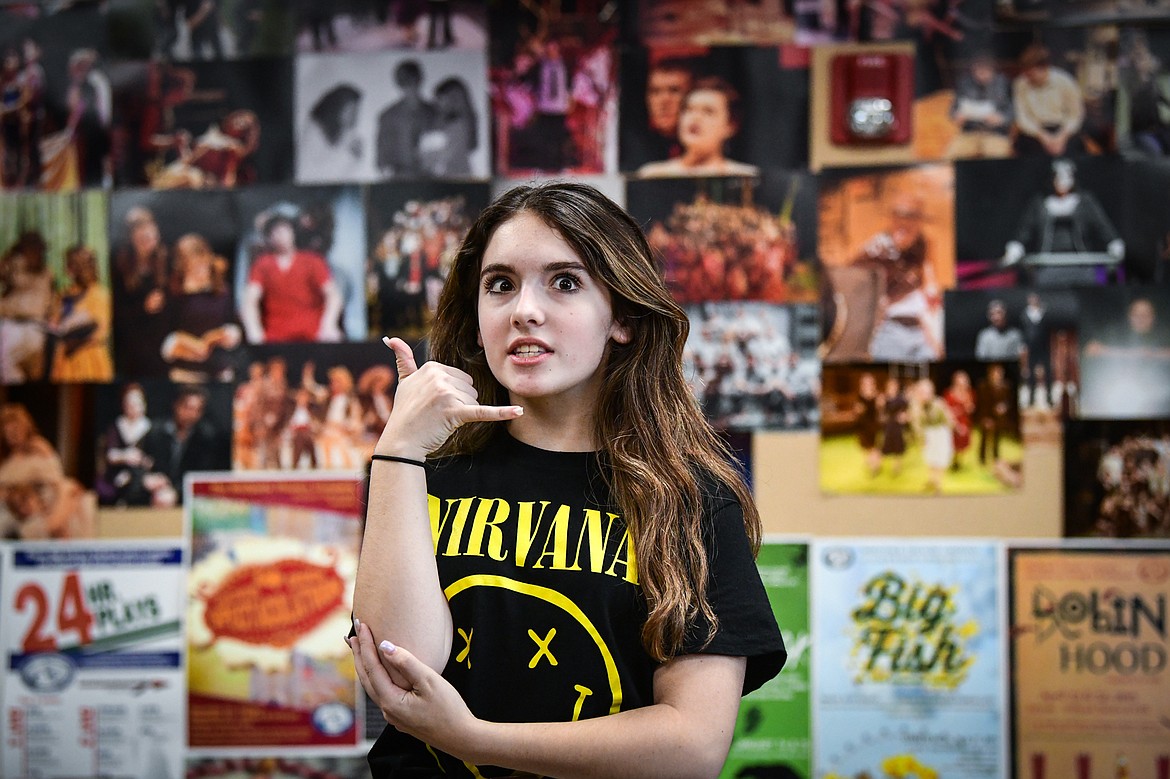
[479,260,590,278]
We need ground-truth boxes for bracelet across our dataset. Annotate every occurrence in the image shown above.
[370,453,427,468]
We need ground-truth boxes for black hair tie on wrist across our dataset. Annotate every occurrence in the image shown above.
[370,453,427,468]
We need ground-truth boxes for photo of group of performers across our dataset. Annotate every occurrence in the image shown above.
[820,360,1023,495]
[2,0,1170,539]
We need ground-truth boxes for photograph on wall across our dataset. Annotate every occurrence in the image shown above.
[0,383,98,541]
[812,540,1005,779]
[365,180,490,342]
[819,360,1024,495]
[1116,27,1170,159]
[685,301,821,433]
[626,171,820,305]
[1064,418,1170,538]
[186,473,364,749]
[106,0,297,61]
[818,164,954,364]
[109,57,294,189]
[109,188,244,382]
[231,341,395,472]
[93,378,233,508]
[998,0,1170,26]
[295,0,487,53]
[187,754,374,778]
[0,3,112,191]
[720,541,811,779]
[630,0,796,46]
[295,49,490,183]
[489,0,619,175]
[1009,546,1170,779]
[1,541,186,779]
[620,44,809,175]
[944,287,1082,420]
[994,24,1121,158]
[1077,285,1170,418]
[954,156,1133,290]
[1,190,112,384]
[232,183,367,344]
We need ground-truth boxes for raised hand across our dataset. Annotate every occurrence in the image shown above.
[376,336,522,460]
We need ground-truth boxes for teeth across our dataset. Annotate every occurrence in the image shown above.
[513,345,546,356]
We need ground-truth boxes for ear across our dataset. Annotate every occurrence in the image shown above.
[610,320,632,345]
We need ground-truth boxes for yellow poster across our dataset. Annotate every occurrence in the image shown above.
[1011,548,1170,779]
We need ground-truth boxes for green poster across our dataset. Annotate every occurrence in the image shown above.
[721,541,811,779]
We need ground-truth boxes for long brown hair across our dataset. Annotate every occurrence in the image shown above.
[429,181,761,662]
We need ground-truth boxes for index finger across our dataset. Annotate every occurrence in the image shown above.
[383,336,418,380]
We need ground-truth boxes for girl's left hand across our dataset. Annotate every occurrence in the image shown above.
[349,620,480,757]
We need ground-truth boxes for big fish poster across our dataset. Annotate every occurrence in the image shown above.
[185,474,364,748]
[811,540,1004,779]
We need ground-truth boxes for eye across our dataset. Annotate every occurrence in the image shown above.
[483,275,514,294]
[552,273,582,292]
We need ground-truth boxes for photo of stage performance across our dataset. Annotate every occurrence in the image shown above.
[627,172,820,306]
[819,360,1023,495]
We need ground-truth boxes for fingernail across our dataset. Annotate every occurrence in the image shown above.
[381,336,392,347]
[354,617,361,631]
[514,406,524,415]
[379,640,397,654]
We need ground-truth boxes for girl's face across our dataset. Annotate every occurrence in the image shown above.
[123,388,146,419]
[131,221,160,255]
[476,212,629,411]
[678,88,735,156]
[339,99,359,130]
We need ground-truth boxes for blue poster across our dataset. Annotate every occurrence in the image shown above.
[811,540,1004,779]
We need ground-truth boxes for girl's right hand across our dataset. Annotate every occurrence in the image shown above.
[375,337,522,460]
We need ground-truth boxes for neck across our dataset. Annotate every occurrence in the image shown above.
[681,148,722,168]
[505,403,597,453]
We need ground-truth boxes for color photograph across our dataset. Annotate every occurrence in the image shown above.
[818,164,954,364]
[621,44,809,175]
[627,172,819,305]
[295,0,487,53]
[1,190,112,384]
[820,360,1023,495]
[1077,285,1170,419]
[0,383,98,540]
[232,183,367,344]
[489,0,620,175]
[109,188,243,382]
[106,0,297,61]
[365,180,489,342]
[231,341,395,472]
[109,57,294,189]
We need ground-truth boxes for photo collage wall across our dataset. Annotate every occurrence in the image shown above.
[1,0,1170,777]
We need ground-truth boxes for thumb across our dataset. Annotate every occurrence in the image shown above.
[383,336,418,380]
[379,639,429,689]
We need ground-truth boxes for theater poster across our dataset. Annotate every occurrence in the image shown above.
[185,474,364,749]
[812,540,1004,779]
[721,541,811,779]
[1010,547,1170,779]
[1,541,185,779]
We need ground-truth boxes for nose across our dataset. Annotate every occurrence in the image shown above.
[510,284,545,327]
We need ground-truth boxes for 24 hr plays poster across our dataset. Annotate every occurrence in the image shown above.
[812,541,1004,779]
[1010,547,1170,779]
[185,474,364,748]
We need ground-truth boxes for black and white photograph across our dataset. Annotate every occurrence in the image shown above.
[685,300,821,432]
[295,49,489,183]
[1078,285,1170,419]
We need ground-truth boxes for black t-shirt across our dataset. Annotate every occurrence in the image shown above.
[368,431,786,778]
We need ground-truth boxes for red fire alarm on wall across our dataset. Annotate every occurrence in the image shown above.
[829,51,914,146]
